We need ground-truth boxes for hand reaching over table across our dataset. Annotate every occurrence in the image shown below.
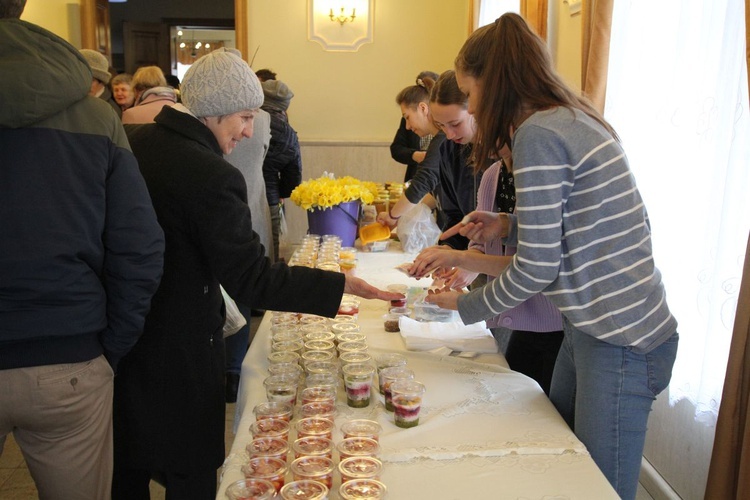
[344,275,405,302]
[440,211,510,244]
[424,288,464,310]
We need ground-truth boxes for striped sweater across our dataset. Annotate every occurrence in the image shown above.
[458,107,677,353]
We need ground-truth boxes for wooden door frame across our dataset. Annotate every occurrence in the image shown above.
[235,0,249,62]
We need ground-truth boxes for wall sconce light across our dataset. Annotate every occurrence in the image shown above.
[330,7,356,25]
[309,0,373,52]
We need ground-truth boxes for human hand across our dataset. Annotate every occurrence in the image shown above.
[413,151,427,163]
[376,212,398,229]
[439,268,478,290]
[440,212,509,245]
[344,275,405,302]
[408,246,461,278]
[424,288,463,310]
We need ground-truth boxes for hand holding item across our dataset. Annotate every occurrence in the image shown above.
[440,211,510,244]
[376,211,398,229]
[344,275,405,302]
[407,245,460,279]
[424,288,463,310]
[439,267,478,290]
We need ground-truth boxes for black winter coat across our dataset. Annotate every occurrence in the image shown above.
[116,106,345,474]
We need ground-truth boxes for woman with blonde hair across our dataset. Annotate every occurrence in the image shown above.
[122,66,177,124]
[415,13,679,500]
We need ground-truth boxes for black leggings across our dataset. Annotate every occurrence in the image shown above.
[112,465,217,500]
[505,329,564,395]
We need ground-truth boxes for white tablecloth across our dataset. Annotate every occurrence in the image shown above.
[216,244,618,499]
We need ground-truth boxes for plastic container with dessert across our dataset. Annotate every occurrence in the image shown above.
[339,479,388,499]
[292,436,334,460]
[224,478,277,500]
[338,456,383,483]
[241,456,287,494]
[279,479,329,500]
[246,436,289,464]
[336,436,380,460]
[290,456,334,490]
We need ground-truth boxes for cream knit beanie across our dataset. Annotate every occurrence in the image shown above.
[181,48,263,117]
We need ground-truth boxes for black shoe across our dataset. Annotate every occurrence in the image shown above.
[225,373,240,403]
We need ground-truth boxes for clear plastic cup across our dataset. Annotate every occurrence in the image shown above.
[339,246,358,260]
[301,350,335,367]
[268,362,304,380]
[299,314,327,325]
[299,386,336,406]
[246,436,289,463]
[386,284,409,308]
[305,360,339,378]
[303,331,336,344]
[390,380,426,429]
[337,341,368,359]
[292,436,334,460]
[249,418,290,442]
[263,374,299,406]
[339,479,388,500]
[379,366,415,407]
[271,330,303,344]
[305,373,338,392]
[341,363,374,408]
[304,340,336,355]
[224,478,277,500]
[331,322,361,336]
[338,456,383,483]
[268,351,301,366]
[279,479,329,500]
[375,353,407,378]
[335,332,366,346]
[299,401,337,422]
[300,323,331,335]
[336,437,380,461]
[331,315,357,324]
[272,339,304,356]
[295,416,334,440]
[337,298,360,318]
[340,419,382,442]
[290,456,334,490]
[241,456,287,494]
[339,351,372,371]
[385,307,409,332]
[253,401,293,422]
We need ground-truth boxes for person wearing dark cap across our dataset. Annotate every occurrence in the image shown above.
[260,78,302,262]
[80,48,122,118]
[114,48,400,499]
[0,1,165,497]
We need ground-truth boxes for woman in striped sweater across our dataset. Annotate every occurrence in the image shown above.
[412,13,679,500]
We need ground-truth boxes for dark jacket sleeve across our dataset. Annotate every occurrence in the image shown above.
[195,166,344,317]
[100,144,165,369]
[390,118,419,166]
[403,133,447,203]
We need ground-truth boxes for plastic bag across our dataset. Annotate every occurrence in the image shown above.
[221,286,247,338]
[397,203,441,253]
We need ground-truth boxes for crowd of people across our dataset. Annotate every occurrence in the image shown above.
[1,0,678,498]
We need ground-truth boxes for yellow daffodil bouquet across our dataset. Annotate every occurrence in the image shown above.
[290,173,379,211]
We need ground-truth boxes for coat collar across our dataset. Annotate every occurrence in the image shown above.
[154,105,223,156]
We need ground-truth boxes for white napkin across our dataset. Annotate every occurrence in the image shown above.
[398,316,498,354]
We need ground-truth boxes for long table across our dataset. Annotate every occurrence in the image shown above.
[217,244,618,499]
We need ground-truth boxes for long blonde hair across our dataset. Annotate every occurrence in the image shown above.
[455,13,617,166]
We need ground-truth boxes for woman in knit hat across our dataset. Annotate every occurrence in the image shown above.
[113,48,400,499]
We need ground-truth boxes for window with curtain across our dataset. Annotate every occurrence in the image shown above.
[605,0,750,425]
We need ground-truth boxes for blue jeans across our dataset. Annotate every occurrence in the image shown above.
[549,319,678,500]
